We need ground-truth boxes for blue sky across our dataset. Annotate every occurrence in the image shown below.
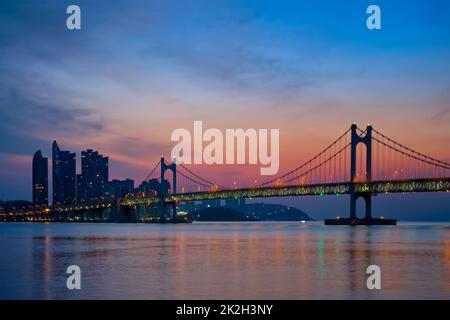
[0,1,449,219]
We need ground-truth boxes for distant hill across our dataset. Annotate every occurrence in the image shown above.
[190,203,311,221]
[241,203,311,221]
[0,200,33,213]
[190,207,257,221]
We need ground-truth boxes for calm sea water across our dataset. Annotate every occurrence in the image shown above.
[0,221,449,299]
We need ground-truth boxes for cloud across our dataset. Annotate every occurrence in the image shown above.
[0,153,31,175]
[161,98,179,106]
[147,36,312,99]
[430,107,450,121]
[2,153,31,164]
[0,82,105,152]
[428,85,450,122]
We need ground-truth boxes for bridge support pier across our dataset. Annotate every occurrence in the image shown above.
[350,192,372,220]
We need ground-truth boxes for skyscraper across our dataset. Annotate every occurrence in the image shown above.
[76,173,83,204]
[108,179,134,199]
[78,149,108,203]
[32,150,48,207]
[137,178,160,196]
[52,141,76,206]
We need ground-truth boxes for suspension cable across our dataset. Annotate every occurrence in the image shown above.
[261,127,352,186]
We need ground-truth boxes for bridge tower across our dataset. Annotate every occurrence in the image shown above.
[160,156,177,194]
[349,123,372,219]
[160,156,177,220]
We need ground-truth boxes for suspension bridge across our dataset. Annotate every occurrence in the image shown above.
[119,123,450,225]
[7,123,449,224]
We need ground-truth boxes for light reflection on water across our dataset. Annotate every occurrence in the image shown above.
[0,222,449,299]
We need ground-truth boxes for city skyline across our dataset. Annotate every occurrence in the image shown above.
[4,124,448,221]
[29,141,138,206]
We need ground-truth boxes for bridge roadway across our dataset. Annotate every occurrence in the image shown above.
[8,177,448,219]
[119,177,450,206]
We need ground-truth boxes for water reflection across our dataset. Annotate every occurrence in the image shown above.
[0,222,448,299]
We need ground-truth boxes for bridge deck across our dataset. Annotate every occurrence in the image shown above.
[120,177,450,206]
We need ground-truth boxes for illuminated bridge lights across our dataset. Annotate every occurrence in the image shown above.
[47,178,450,210]
[130,183,352,204]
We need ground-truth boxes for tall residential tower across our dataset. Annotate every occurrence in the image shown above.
[32,150,48,207]
[52,141,76,206]
[77,149,108,203]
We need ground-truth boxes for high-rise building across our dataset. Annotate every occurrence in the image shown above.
[78,149,108,203]
[108,179,134,199]
[136,178,162,196]
[52,141,76,206]
[76,174,83,204]
[32,150,48,207]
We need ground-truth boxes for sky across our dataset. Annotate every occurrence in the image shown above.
[1,0,450,219]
